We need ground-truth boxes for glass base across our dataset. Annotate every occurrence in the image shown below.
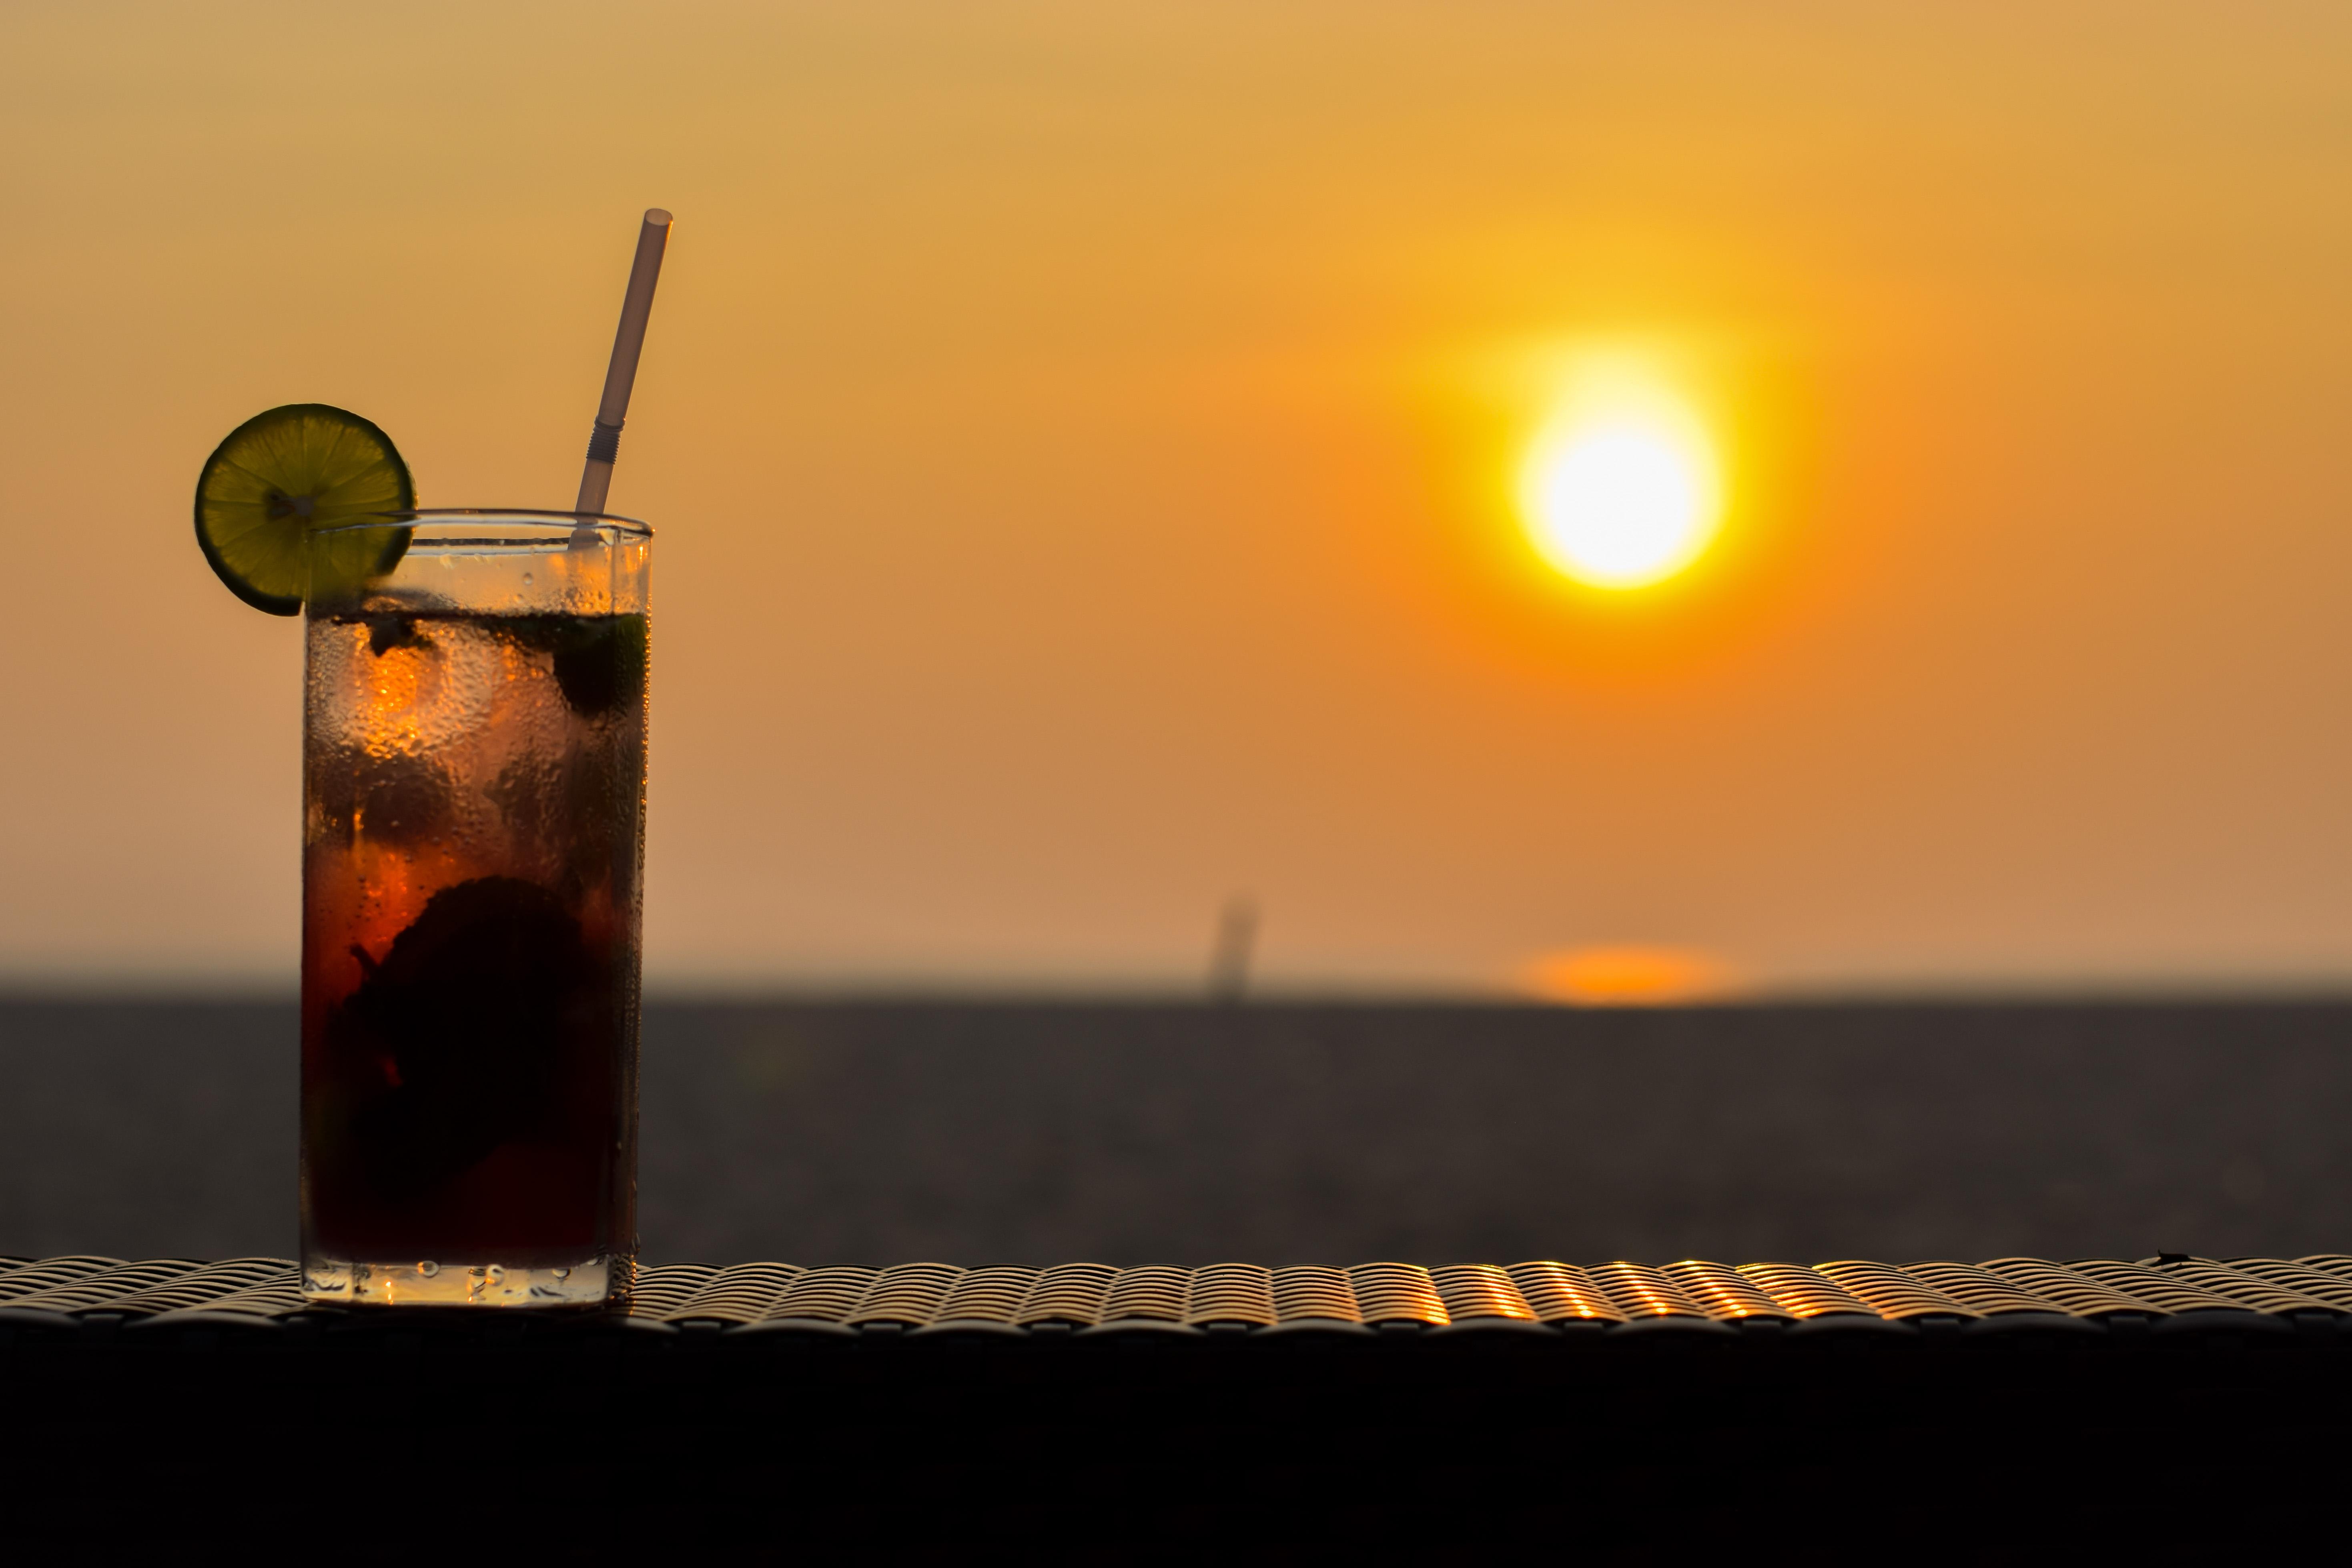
[302,1253,631,1309]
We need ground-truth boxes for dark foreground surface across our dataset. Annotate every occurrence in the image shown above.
[5,998,2352,1264]
[14,1002,2346,1549]
[3,1314,2343,1552]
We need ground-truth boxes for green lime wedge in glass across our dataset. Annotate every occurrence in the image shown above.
[194,403,415,615]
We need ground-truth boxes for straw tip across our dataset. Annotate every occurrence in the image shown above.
[643,208,674,227]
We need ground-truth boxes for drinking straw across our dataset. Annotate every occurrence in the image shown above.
[573,208,674,519]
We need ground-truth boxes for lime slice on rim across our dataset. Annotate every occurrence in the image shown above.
[194,403,415,614]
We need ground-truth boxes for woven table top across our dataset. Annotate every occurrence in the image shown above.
[6,1251,2351,1337]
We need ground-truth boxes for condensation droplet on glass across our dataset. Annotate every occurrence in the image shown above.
[522,572,534,586]
[417,1260,439,1277]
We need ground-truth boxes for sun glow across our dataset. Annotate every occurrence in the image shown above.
[1523,946,1739,1006]
[1518,374,1721,591]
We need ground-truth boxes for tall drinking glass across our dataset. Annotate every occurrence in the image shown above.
[298,512,651,1308]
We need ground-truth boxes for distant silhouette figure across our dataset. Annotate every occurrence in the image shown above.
[1208,896,1259,1003]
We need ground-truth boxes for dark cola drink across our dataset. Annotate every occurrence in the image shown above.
[300,515,648,1308]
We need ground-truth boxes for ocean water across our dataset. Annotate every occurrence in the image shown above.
[2,998,2348,1266]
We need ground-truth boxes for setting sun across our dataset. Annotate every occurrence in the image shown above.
[1518,379,1721,591]
[1523,946,1740,1006]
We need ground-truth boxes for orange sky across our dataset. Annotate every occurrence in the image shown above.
[4,1,2350,993]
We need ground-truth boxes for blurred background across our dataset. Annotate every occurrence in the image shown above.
[4,2,2350,1265]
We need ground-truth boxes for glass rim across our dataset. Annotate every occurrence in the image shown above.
[310,507,654,541]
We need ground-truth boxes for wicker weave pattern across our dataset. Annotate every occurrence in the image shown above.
[4,1255,2348,1335]
[1663,1261,1794,1321]
[850,1264,962,1326]
[2213,1257,2352,1312]
[1877,1261,2062,1316]
[1429,1265,1538,1322]
[929,1266,1035,1326]
[1583,1262,1715,1320]
[0,1257,205,1314]
[629,1264,716,1317]
[1977,1259,2170,1317]
[0,1256,124,1303]
[768,1266,874,1323]
[666,1262,802,1323]
[1099,1265,1191,1324]
[1019,1264,1120,1325]
[1187,1264,1277,1326]
[2064,1259,2272,1317]
[1735,1263,1885,1320]
[1504,1262,1627,1323]
[1350,1264,1449,1326]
